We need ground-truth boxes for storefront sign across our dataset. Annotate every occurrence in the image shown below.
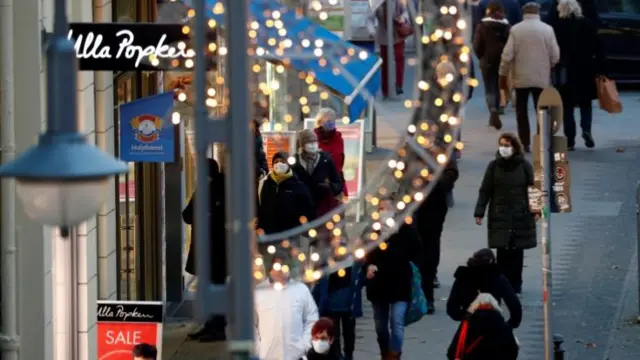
[97,301,163,360]
[304,119,365,197]
[68,23,195,71]
[119,92,176,163]
[262,131,297,171]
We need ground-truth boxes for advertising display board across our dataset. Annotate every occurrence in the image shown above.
[262,131,297,171]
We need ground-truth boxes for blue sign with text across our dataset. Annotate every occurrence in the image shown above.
[119,92,175,163]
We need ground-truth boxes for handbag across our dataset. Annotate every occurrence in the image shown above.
[404,262,428,326]
[596,75,622,113]
[394,14,414,39]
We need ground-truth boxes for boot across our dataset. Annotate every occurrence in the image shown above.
[389,351,402,360]
[489,111,502,130]
[380,351,389,360]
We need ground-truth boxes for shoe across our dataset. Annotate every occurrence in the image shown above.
[433,276,441,288]
[489,111,502,130]
[582,132,595,148]
[198,331,227,343]
[389,351,402,360]
[426,303,435,315]
[498,107,505,115]
[396,88,404,95]
[187,327,209,340]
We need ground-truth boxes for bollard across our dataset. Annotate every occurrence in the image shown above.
[553,334,565,360]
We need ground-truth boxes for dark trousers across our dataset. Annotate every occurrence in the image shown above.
[562,95,593,147]
[380,42,406,96]
[481,66,500,112]
[328,312,356,357]
[497,248,524,292]
[418,215,446,302]
[515,87,543,147]
[204,315,226,333]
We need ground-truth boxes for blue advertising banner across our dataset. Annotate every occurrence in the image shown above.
[119,92,176,163]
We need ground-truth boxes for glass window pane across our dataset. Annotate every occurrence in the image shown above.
[115,0,137,22]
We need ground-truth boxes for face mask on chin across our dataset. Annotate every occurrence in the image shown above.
[273,162,289,175]
[304,142,319,154]
[312,339,331,354]
[499,146,513,158]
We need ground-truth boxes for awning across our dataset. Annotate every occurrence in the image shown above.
[196,0,382,122]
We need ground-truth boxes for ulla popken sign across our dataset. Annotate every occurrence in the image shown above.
[68,23,209,71]
[97,301,163,360]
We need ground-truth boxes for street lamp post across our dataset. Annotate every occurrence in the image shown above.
[0,0,127,359]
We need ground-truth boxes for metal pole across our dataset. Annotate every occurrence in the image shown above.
[636,181,640,316]
[0,0,19,357]
[225,0,256,358]
[538,108,552,360]
[193,0,213,322]
[385,0,396,98]
[553,334,565,360]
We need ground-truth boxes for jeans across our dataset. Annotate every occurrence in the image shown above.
[562,96,593,147]
[327,312,356,357]
[515,87,543,147]
[497,248,524,292]
[380,42,406,96]
[481,66,500,112]
[372,302,408,352]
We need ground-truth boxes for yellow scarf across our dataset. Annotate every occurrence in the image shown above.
[270,169,293,184]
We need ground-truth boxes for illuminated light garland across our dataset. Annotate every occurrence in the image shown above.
[157,0,476,288]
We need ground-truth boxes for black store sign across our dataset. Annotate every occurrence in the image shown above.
[97,301,163,323]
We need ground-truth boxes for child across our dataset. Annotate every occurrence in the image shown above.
[473,0,511,130]
[132,343,157,360]
[300,318,342,360]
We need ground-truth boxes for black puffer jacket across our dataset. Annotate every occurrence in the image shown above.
[447,309,519,360]
[473,17,511,69]
[474,153,536,249]
[446,264,522,328]
[257,173,315,235]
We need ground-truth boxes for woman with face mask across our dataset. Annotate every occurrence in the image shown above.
[313,108,349,200]
[474,133,539,295]
[299,318,342,360]
[292,129,343,218]
[257,151,315,235]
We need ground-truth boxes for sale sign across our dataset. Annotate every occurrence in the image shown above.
[97,301,163,360]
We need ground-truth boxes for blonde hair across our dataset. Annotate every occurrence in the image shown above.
[557,0,583,18]
[315,108,337,126]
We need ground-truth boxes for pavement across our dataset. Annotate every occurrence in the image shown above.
[163,58,640,359]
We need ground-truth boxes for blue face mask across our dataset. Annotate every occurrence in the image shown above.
[322,120,336,131]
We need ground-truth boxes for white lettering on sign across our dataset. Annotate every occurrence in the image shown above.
[68,29,192,67]
[105,330,142,345]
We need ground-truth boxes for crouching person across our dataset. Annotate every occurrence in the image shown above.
[447,293,519,360]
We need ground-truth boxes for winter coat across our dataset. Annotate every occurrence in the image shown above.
[255,280,319,360]
[314,128,349,197]
[447,264,522,328]
[312,264,364,317]
[257,173,315,235]
[472,0,522,34]
[446,309,519,360]
[473,17,511,70]
[301,348,341,360]
[372,0,408,45]
[474,153,537,249]
[415,158,459,231]
[182,173,227,284]
[365,222,422,304]
[499,14,560,89]
[292,151,343,217]
[550,16,605,103]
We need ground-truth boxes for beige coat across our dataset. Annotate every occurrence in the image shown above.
[499,14,560,89]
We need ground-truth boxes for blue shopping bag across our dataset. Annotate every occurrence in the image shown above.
[405,262,428,326]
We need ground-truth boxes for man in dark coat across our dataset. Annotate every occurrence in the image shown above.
[182,159,227,342]
[415,157,459,314]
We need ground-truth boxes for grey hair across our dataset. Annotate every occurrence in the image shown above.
[522,1,541,14]
[315,107,337,124]
[557,0,583,18]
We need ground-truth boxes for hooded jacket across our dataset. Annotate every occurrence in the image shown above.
[314,128,348,197]
[473,17,511,69]
[292,151,343,217]
[257,172,315,235]
[255,280,319,360]
[446,264,522,328]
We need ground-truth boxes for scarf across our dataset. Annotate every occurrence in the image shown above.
[300,151,318,175]
[269,169,293,184]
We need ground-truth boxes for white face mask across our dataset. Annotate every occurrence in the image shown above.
[273,162,289,175]
[499,146,513,158]
[312,339,331,354]
[304,142,319,154]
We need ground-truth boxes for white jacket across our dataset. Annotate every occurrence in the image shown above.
[499,14,560,89]
[254,280,319,360]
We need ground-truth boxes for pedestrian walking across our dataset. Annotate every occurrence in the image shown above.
[182,159,228,342]
[257,151,315,235]
[473,0,511,130]
[312,263,364,360]
[314,108,349,200]
[446,248,522,328]
[369,0,411,97]
[132,343,157,360]
[365,200,422,360]
[474,133,539,294]
[499,2,560,152]
[292,129,343,219]
[446,293,520,360]
[300,318,342,360]
[255,251,319,360]
[414,157,459,314]
[549,0,605,150]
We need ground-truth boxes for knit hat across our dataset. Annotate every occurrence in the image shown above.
[298,129,318,148]
[272,151,289,166]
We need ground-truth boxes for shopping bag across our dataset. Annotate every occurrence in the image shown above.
[394,12,414,38]
[596,76,622,113]
[404,262,428,326]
